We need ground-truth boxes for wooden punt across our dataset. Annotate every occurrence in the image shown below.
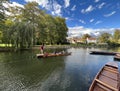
[89,62,120,91]
[90,51,118,55]
[36,52,71,58]
[114,54,120,61]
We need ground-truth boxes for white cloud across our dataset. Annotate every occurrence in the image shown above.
[25,0,48,8]
[25,0,62,16]
[79,19,86,24]
[98,2,105,9]
[67,26,117,38]
[71,5,76,11]
[90,19,94,22]
[95,21,102,25]
[64,0,70,8]
[3,2,24,16]
[3,1,23,8]
[104,11,116,17]
[52,1,62,16]
[95,0,99,3]
[65,17,73,21]
[81,5,94,13]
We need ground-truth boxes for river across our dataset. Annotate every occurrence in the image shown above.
[0,47,120,91]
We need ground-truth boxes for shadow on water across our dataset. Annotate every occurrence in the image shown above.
[0,47,120,91]
[0,50,65,91]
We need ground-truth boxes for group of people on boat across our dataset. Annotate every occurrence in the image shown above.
[40,44,66,55]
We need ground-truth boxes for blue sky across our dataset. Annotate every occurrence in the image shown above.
[9,0,120,37]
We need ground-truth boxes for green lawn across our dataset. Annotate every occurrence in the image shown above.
[0,44,12,47]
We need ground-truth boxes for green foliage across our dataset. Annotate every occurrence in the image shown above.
[113,29,120,42]
[98,33,111,43]
[82,34,91,39]
[0,1,68,49]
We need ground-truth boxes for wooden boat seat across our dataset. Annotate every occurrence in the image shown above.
[96,83,112,91]
[99,74,118,88]
[95,79,118,91]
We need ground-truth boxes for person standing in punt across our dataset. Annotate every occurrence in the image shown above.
[40,44,44,54]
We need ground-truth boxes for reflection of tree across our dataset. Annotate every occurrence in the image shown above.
[0,50,65,90]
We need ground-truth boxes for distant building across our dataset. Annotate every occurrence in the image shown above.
[76,38,85,43]
[86,37,97,43]
[67,37,77,44]
[67,37,97,44]
[67,37,85,44]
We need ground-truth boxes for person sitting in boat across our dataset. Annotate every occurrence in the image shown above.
[61,50,65,54]
[53,50,57,54]
[40,44,44,54]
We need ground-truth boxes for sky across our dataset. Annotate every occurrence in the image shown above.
[8,0,120,37]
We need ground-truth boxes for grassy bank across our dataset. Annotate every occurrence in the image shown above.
[0,43,120,52]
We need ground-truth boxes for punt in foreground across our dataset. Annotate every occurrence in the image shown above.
[89,62,120,91]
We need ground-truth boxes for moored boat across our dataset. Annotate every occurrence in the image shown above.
[36,52,71,58]
[90,51,118,55]
[114,54,120,61]
[89,62,120,91]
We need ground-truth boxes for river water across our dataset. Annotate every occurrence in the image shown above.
[0,47,120,91]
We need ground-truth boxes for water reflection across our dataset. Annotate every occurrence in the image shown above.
[0,48,120,91]
[0,51,65,91]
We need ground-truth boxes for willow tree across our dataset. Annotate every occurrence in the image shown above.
[4,2,45,48]
[0,0,9,43]
[22,2,45,45]
[8,22,34,48]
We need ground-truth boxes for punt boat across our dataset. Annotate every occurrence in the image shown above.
[114,54,120,61]
[36,52,71,58]
[89,62,120,91]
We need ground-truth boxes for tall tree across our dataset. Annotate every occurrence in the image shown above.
[82,34,91,39]
[1,1,68,48]
[0,0,9,43]
[113,29,120,43]
[54,17,68,44]
[98,33,111,43]
[22,2,45,45]
[0,0,9,27]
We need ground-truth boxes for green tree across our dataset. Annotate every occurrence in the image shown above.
[82,34,91,39]
[113,29,120,43]
[98,33,111,43]
[82,34,91,43]
[1,1,68,49]
[54,17,68,44]
[0,0,9,43]
[0,0,9,27]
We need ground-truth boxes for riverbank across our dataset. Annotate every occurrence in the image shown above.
[0,44,120,52]
[33,45,71,49]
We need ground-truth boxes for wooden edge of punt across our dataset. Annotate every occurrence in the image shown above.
[89,62,119,91]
